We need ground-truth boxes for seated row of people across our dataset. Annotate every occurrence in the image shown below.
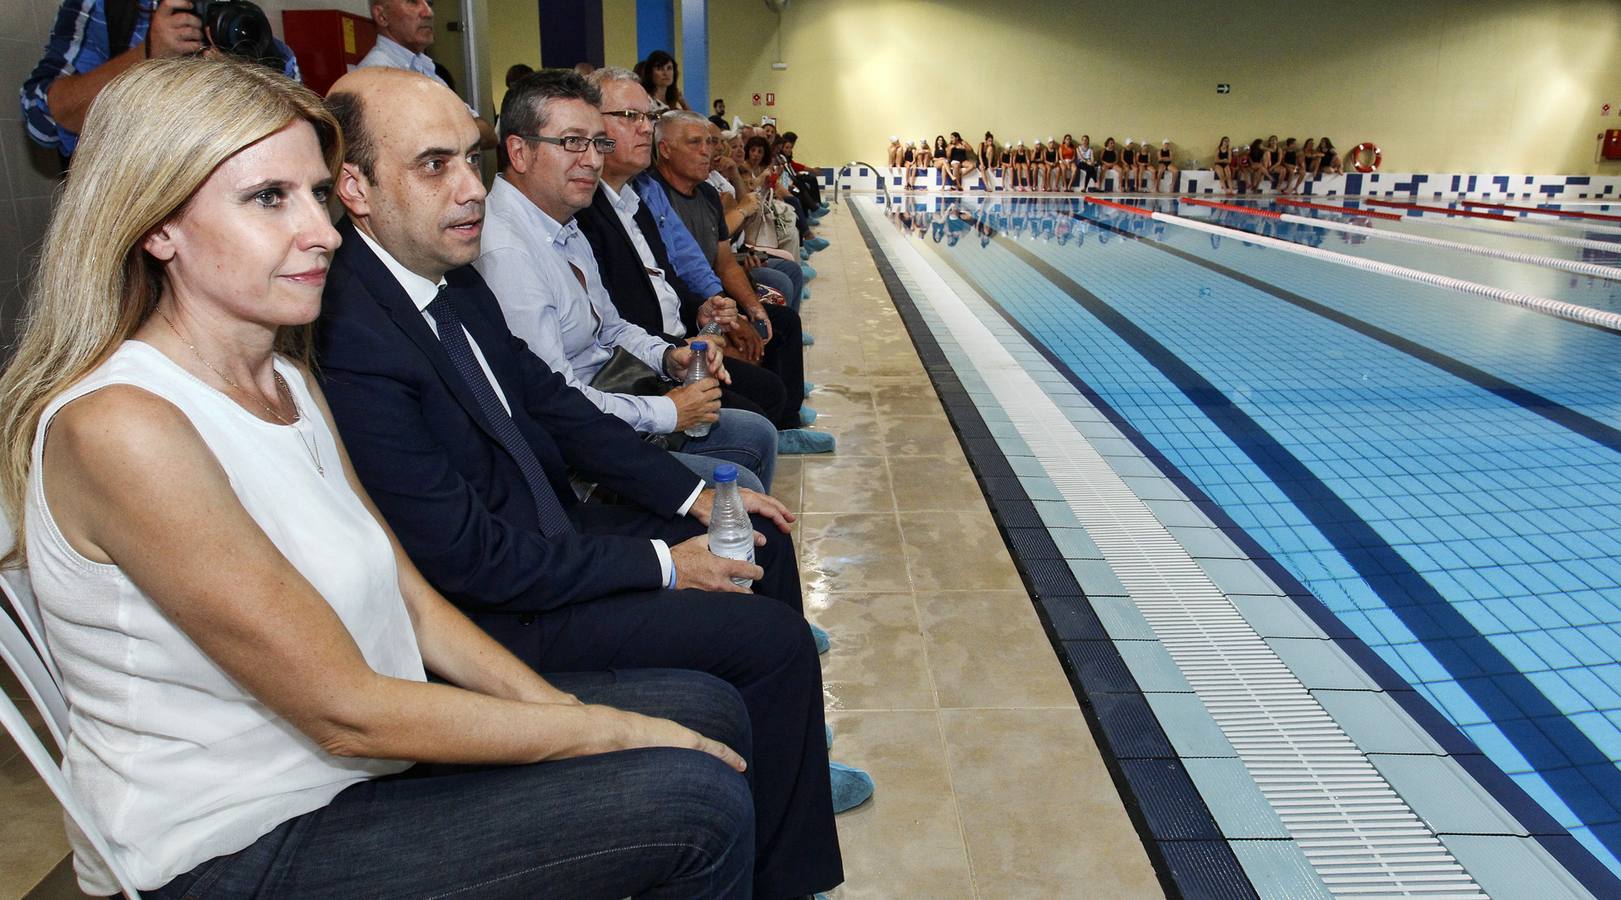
[0,58,855,899]
[1212,135,1344,194]
[886,132,1348,193]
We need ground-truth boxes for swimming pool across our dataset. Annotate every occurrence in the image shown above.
[854,192,1621,896]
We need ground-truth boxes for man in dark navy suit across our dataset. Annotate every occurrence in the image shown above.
[314,68,843,899]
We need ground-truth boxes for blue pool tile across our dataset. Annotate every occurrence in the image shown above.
[1369,754,1529,836]
[1229,595,1327,639]
[1060,640,1139,695]
[1312,689,1445,755]
[1088,595,1158,639]
[1088,691,1177,759]
[1116,641,1194,693]
[1049,528,1105,560]
[1196,558,1281,595]
[1066,558,1129,597]
[1156,841,1262,900]
[1266,638,1381,691]
[1438,835,1593,900]
[1182,759,1289,839]
[1227,840,1332,900]
[1143,693,1235,758]
[1118,758,1224,840]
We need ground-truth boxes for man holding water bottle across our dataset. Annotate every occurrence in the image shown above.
[316,67,848,898]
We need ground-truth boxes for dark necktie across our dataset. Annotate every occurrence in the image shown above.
[425,286,574,536]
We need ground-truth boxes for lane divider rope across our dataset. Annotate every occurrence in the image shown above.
[1181,198,1621,283]
[1364,199,1515,221]
[1461,199,1621,222]
[1081,197,1621,333]
[1274,198,1403,220]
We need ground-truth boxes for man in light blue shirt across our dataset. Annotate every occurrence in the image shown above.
[476,71,777,491]
[358,0,495,147]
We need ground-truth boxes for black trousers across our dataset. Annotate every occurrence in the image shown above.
[757,304,805,429]
[469,505,841,899]
[720,356,790,430]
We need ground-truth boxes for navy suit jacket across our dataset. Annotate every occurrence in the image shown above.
[575,184,707,340]
[316,218,703,616]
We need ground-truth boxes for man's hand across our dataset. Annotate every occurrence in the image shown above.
[688,487,795,533]
[743,301,774,345]
[147,0,205,58]
[667,345,730,386]
[697,295,738,329]
[667,377,721,431]
[725,317,764,363]
[671,534,762,592]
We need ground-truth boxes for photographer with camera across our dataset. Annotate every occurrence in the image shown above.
[21,0,299,158]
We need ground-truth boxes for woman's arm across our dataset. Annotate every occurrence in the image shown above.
[42,384,743,771]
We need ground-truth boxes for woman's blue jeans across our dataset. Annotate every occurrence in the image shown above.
[146,669,755,899]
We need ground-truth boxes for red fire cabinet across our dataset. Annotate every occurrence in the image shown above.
[281,10,376,97]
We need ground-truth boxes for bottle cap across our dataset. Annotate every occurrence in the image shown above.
[713,464,738,483]
[689,341,708,352]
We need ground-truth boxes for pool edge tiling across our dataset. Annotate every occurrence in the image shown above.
[847,197,1617,900]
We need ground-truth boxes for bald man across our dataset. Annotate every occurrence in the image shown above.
[357,0,496,147]
[314,69,844,899]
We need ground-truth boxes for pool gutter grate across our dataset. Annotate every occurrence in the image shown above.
[872,209,1491,899]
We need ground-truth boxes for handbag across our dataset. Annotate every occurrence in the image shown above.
[587,347,690,452]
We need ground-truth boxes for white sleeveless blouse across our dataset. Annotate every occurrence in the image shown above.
[24,341,426,894]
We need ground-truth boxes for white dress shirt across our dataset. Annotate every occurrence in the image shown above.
[477,176,680,436]
[602,180,687,337]
[356,35,480,119]
[356,226,686,588]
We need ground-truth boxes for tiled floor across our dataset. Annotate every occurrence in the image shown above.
[789,207,1158,897]
[0,201,1161,899]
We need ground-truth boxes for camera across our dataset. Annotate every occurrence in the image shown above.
[191,0,279,69]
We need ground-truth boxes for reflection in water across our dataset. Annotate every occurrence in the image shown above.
[877,195,1382,251]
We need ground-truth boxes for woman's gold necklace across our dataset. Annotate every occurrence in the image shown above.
[157,311,324,476]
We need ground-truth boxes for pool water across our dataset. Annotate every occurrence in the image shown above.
[871,193,1621,876]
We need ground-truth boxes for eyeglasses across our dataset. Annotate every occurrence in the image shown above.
[602,109,657,124]
[517,134,616,154]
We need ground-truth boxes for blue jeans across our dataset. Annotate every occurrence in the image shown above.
[673,408,777,491]
[748,264,802,313]
[147,669,755,899]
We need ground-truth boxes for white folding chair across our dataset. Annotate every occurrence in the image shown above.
[1,602,142,898]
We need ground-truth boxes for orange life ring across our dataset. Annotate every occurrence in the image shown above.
[1349,142,1382,173]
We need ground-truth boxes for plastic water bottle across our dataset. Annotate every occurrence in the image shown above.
[707,464,756,587]
[683,340,711,438]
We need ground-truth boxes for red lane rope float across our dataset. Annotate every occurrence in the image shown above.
[1180,197,1283,218]
[1083,196,1153,216]
[1364,199,1515,221]
[1273,199,1402,220]
[1459,200,1621,223]
[1348,142,1382,173]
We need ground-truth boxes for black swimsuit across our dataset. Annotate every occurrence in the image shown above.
[1283,150,1299,166]
[949,147,968,163]
[1217,149,1230,163]
[1101,149,1118,164]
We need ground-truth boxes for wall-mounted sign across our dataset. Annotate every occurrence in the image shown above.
[1216,83,1231,94]
[752,93,762,106]
[766,92,776,106]
[1604,103,1613,117]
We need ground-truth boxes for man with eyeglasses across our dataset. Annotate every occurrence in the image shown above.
[316,68,845,900]
[474,70,780,493]
[575,67,819,448]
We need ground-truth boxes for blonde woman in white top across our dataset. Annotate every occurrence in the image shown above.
[0,57,753,899]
